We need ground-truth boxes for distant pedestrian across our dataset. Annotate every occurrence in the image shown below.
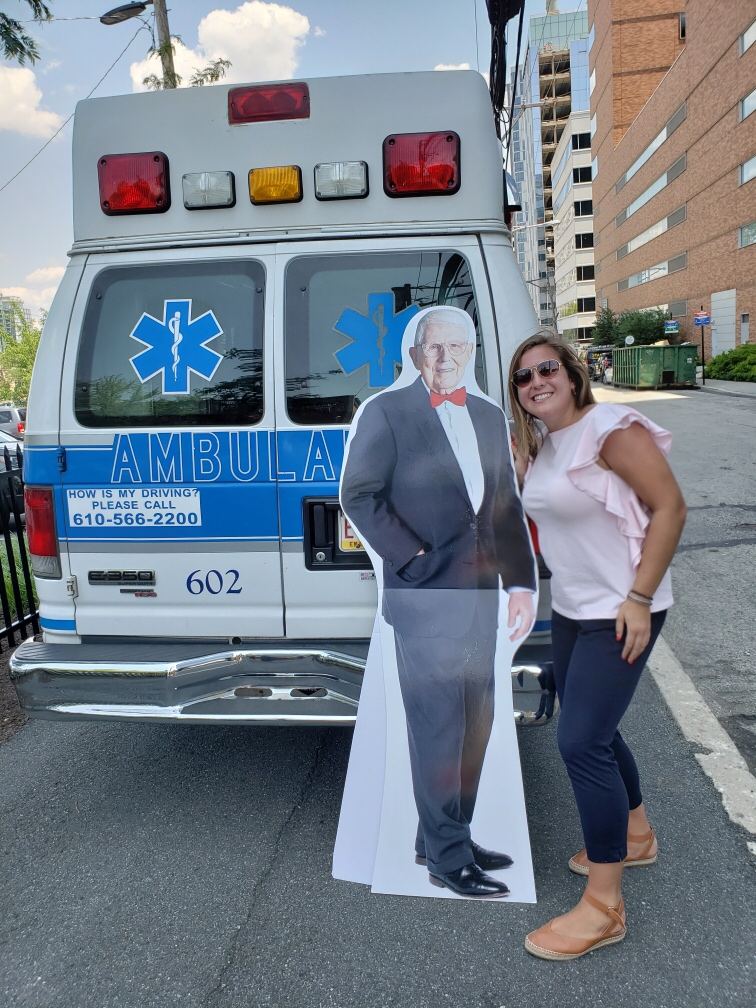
[509,331,687,960]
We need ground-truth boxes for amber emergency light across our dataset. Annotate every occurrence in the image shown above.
[98,151,170,215]
[228,83,310,124]
[248,166,302,205]
[383,131,460,197]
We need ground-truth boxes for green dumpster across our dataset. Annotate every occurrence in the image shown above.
[612,344,698,389]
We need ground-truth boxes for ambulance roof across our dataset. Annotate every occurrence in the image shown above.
[71,70,506,251]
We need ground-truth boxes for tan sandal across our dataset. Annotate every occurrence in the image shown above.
[525,891,626,961]
[568,827,657,877]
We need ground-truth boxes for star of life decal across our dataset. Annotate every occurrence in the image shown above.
[129,299,224,395]
[334,293,419,388]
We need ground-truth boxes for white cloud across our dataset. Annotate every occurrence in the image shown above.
[129,2,310,92]
[0,286,57,317]
[314,26,326,37]
[433,63,471,71]
[25,266,65,286]
[0,265,66,316]
[0,66,64,138]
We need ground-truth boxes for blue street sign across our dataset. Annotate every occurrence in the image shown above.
[694,312,710,326]
[664,320,679,333]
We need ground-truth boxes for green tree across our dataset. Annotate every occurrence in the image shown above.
[142,37,231,91]
[615,307,668,346]
[1,1,51,65]
[0,306,43,405]
[593,306,618,345]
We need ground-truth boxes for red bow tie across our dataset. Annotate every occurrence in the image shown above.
[430,387,467,408]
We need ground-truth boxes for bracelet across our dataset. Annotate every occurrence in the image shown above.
[630,589,654,601]
[627,593,652,607]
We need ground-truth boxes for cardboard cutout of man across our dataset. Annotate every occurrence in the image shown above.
[335,306,537,900]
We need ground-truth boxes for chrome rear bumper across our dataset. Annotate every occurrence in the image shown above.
[11,638,555,726]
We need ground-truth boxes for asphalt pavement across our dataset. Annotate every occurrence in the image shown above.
[1,679,754,1008]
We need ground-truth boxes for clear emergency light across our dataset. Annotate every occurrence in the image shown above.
[248,166,303,204]
[383,131,461,197]
[314,161,368,200]
[98,151,170,215]
[228,83,310,124]
[182,171,235,210]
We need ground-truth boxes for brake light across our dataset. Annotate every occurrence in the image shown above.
[98,152,170,215]
[228,83,309,124]
[527,517,541,555]
[25,487,61,578]
[383,131,460,197]
[16,422,24,435]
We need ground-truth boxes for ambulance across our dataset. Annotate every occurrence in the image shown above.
[12,70,555,726]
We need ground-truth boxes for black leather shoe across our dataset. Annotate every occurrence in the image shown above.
[471,841,514,870]
[415,842,514,871]
[428,863,510,898]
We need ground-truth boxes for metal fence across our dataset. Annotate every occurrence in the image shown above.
[0,444,39,645]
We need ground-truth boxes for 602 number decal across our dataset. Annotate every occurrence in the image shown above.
[186,569,242,595]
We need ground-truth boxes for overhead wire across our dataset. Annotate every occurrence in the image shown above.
[0,23,148,195]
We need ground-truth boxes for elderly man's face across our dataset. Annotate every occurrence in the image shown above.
[409,321,473,394]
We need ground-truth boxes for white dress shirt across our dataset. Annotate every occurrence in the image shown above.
[425,383,485,513]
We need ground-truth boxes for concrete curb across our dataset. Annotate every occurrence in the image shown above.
[697,385,756,401]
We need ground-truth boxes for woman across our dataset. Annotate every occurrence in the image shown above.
[509,332,686,961]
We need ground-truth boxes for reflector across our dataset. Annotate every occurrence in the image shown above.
[314,161,369,200]
[229,83,310,124]
[383,132,461,197]
[248,166,302,204]
[98,152,170,215]
[182,171,235,210]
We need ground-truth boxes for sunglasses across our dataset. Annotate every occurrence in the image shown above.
[512,359,562,388]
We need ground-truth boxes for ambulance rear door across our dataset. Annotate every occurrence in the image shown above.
[58,246,284,640]
[273,235,498,639]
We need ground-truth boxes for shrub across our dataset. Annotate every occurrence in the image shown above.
[704,343,756,382]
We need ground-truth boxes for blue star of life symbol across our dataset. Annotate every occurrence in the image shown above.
[334,293,419,388]
[129,299,224,395]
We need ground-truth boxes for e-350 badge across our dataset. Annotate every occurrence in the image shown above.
[129,298,224,395]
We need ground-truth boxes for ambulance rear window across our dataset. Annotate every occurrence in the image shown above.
[285,251,482,425]
[75,261,264,427]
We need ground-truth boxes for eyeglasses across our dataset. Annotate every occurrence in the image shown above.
[419,341,470,359]
[511,359,562,388]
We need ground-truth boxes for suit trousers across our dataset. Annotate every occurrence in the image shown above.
[393,590,498,875]
[551,608,667,863]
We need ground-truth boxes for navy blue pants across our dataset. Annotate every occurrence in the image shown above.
[551,608,667,864]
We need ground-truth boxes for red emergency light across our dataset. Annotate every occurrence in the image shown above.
[383,131,460,197]
[228,83,310,124]
[98,152,170,215]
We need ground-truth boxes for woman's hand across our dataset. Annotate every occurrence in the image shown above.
[615,599,651,663]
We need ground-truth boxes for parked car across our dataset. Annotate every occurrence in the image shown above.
[585,347,614,381]
[0,403,26,438]
[0,428,24,522]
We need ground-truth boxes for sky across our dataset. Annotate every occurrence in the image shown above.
[0,0,555,317]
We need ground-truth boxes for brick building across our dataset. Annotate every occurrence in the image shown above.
[589,0,756,355]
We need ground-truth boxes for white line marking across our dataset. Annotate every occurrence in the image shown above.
[648,636,756,836]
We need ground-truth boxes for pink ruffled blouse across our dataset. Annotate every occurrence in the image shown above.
[521,403,674,621]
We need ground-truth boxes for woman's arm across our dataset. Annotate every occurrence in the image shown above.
[599,422,687,662]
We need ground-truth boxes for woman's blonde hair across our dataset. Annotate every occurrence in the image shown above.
[508,331,595,459]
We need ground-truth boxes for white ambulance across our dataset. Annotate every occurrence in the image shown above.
[12,70,555,726]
